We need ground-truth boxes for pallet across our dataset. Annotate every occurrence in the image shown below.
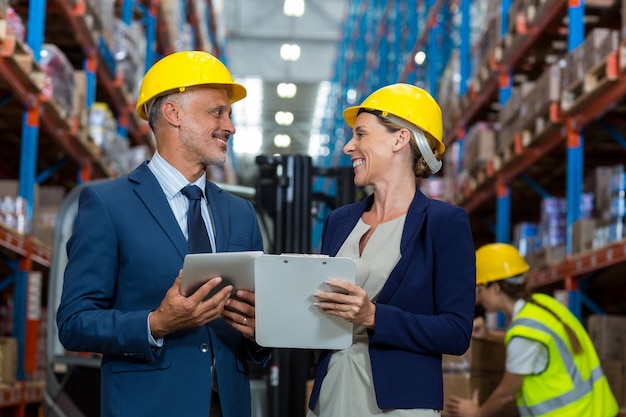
[473,158,499,187]
[0,19,46,95]
[40,97,71,131]
[561,50,619,113]
[521,101,562,145]
[493,132,527,173]
[560,78,584,113]
[618,39,626,72]
[584,50,619,91]
[525,0,555,26]
[460,84,479,114]
[471,51,496,93]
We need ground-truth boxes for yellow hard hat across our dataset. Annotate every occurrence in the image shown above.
[475,243,530,286]
[136,51,247,120]
[343,83,445,154]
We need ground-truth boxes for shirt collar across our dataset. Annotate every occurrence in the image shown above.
[148,151,207,199]
[512,298,526,318]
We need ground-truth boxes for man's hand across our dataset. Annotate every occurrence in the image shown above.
[149,273,232,339]
[222,289,256,341]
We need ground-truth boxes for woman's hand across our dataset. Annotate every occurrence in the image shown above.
[473,316,488,339]
[445,390,479,417]
[313,279,376,328]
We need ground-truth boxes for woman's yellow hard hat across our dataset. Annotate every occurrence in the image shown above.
[475,243,530,286]
[136,51,247,120]
[343,83,445,154]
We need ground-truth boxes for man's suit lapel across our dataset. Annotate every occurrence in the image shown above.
[129,162,188,259]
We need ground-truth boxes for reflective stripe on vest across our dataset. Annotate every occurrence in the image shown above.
[511,318,606,416]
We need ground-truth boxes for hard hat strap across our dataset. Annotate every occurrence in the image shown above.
[504,275,525,284]
[384,114,442,174]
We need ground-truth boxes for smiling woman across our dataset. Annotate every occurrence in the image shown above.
[307,83,476,417]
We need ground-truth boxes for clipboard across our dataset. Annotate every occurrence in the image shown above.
[254,254,356,350]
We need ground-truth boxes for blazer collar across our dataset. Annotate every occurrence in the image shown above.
[357,187,430,251]
[130,162,188,259]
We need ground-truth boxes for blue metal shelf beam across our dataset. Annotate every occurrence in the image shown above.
[15,0,47,382]
[566,0,585,319]
[312,0,456,250]
[459,0,471,97]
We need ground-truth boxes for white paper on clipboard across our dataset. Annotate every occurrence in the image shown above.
[254,254,356,349]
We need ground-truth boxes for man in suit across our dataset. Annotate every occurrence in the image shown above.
[56,51,270,417]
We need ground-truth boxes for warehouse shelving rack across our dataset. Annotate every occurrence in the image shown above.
[318,0,626,320]
[0,0,222,414]
[311,0,455,249]
[443,0,626,325]
[317,1,626,413]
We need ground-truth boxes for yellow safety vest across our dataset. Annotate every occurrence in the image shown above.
[504,293,618,417]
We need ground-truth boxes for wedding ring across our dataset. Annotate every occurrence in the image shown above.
[243,317,248,326]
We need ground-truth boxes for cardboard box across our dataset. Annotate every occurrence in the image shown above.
[0,337,17,385]
[582,28,619,74]
[462,123,497,173]
[587,315,626,361]
[443,338,507,373]
[0,181,63,211]
[601,360,625,407]
[586,165,614,218]
[0,179,39,209]
[442,371,519,417]
[468,338,506,372]
[32,205,59,249]
[572,218,597,254]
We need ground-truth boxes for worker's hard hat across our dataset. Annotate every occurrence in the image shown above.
[136,51,247,120]
[475,243,530,286]
[343,83,445,154]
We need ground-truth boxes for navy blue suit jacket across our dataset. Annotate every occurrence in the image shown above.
[57,162,268,417]
[309,187,476,410]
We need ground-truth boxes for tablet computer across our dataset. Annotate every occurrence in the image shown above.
[180,251,264,297]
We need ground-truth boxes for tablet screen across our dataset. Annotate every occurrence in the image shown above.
[180,251,264,297]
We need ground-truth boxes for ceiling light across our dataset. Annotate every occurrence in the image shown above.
[280,43,301,61]
[275,111,294,126]
[414,51,426,66]
[274,134,291,148]
[233,127,263,155]
[277,82,297,98]
[283,0,305,17]
[346,88,357,104]
[232,77,263,156]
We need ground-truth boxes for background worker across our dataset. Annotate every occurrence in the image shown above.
[307,83,476,416]
[446,243,618,417]
[56,51,269,417]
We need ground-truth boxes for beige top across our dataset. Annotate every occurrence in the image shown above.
[307,215,440,417]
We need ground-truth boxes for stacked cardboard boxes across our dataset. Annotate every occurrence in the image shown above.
[587,314,626,408]
[0,337,17,385]
[442,338,519,416]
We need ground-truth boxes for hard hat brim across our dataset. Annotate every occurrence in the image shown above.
[136,82,247,121]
